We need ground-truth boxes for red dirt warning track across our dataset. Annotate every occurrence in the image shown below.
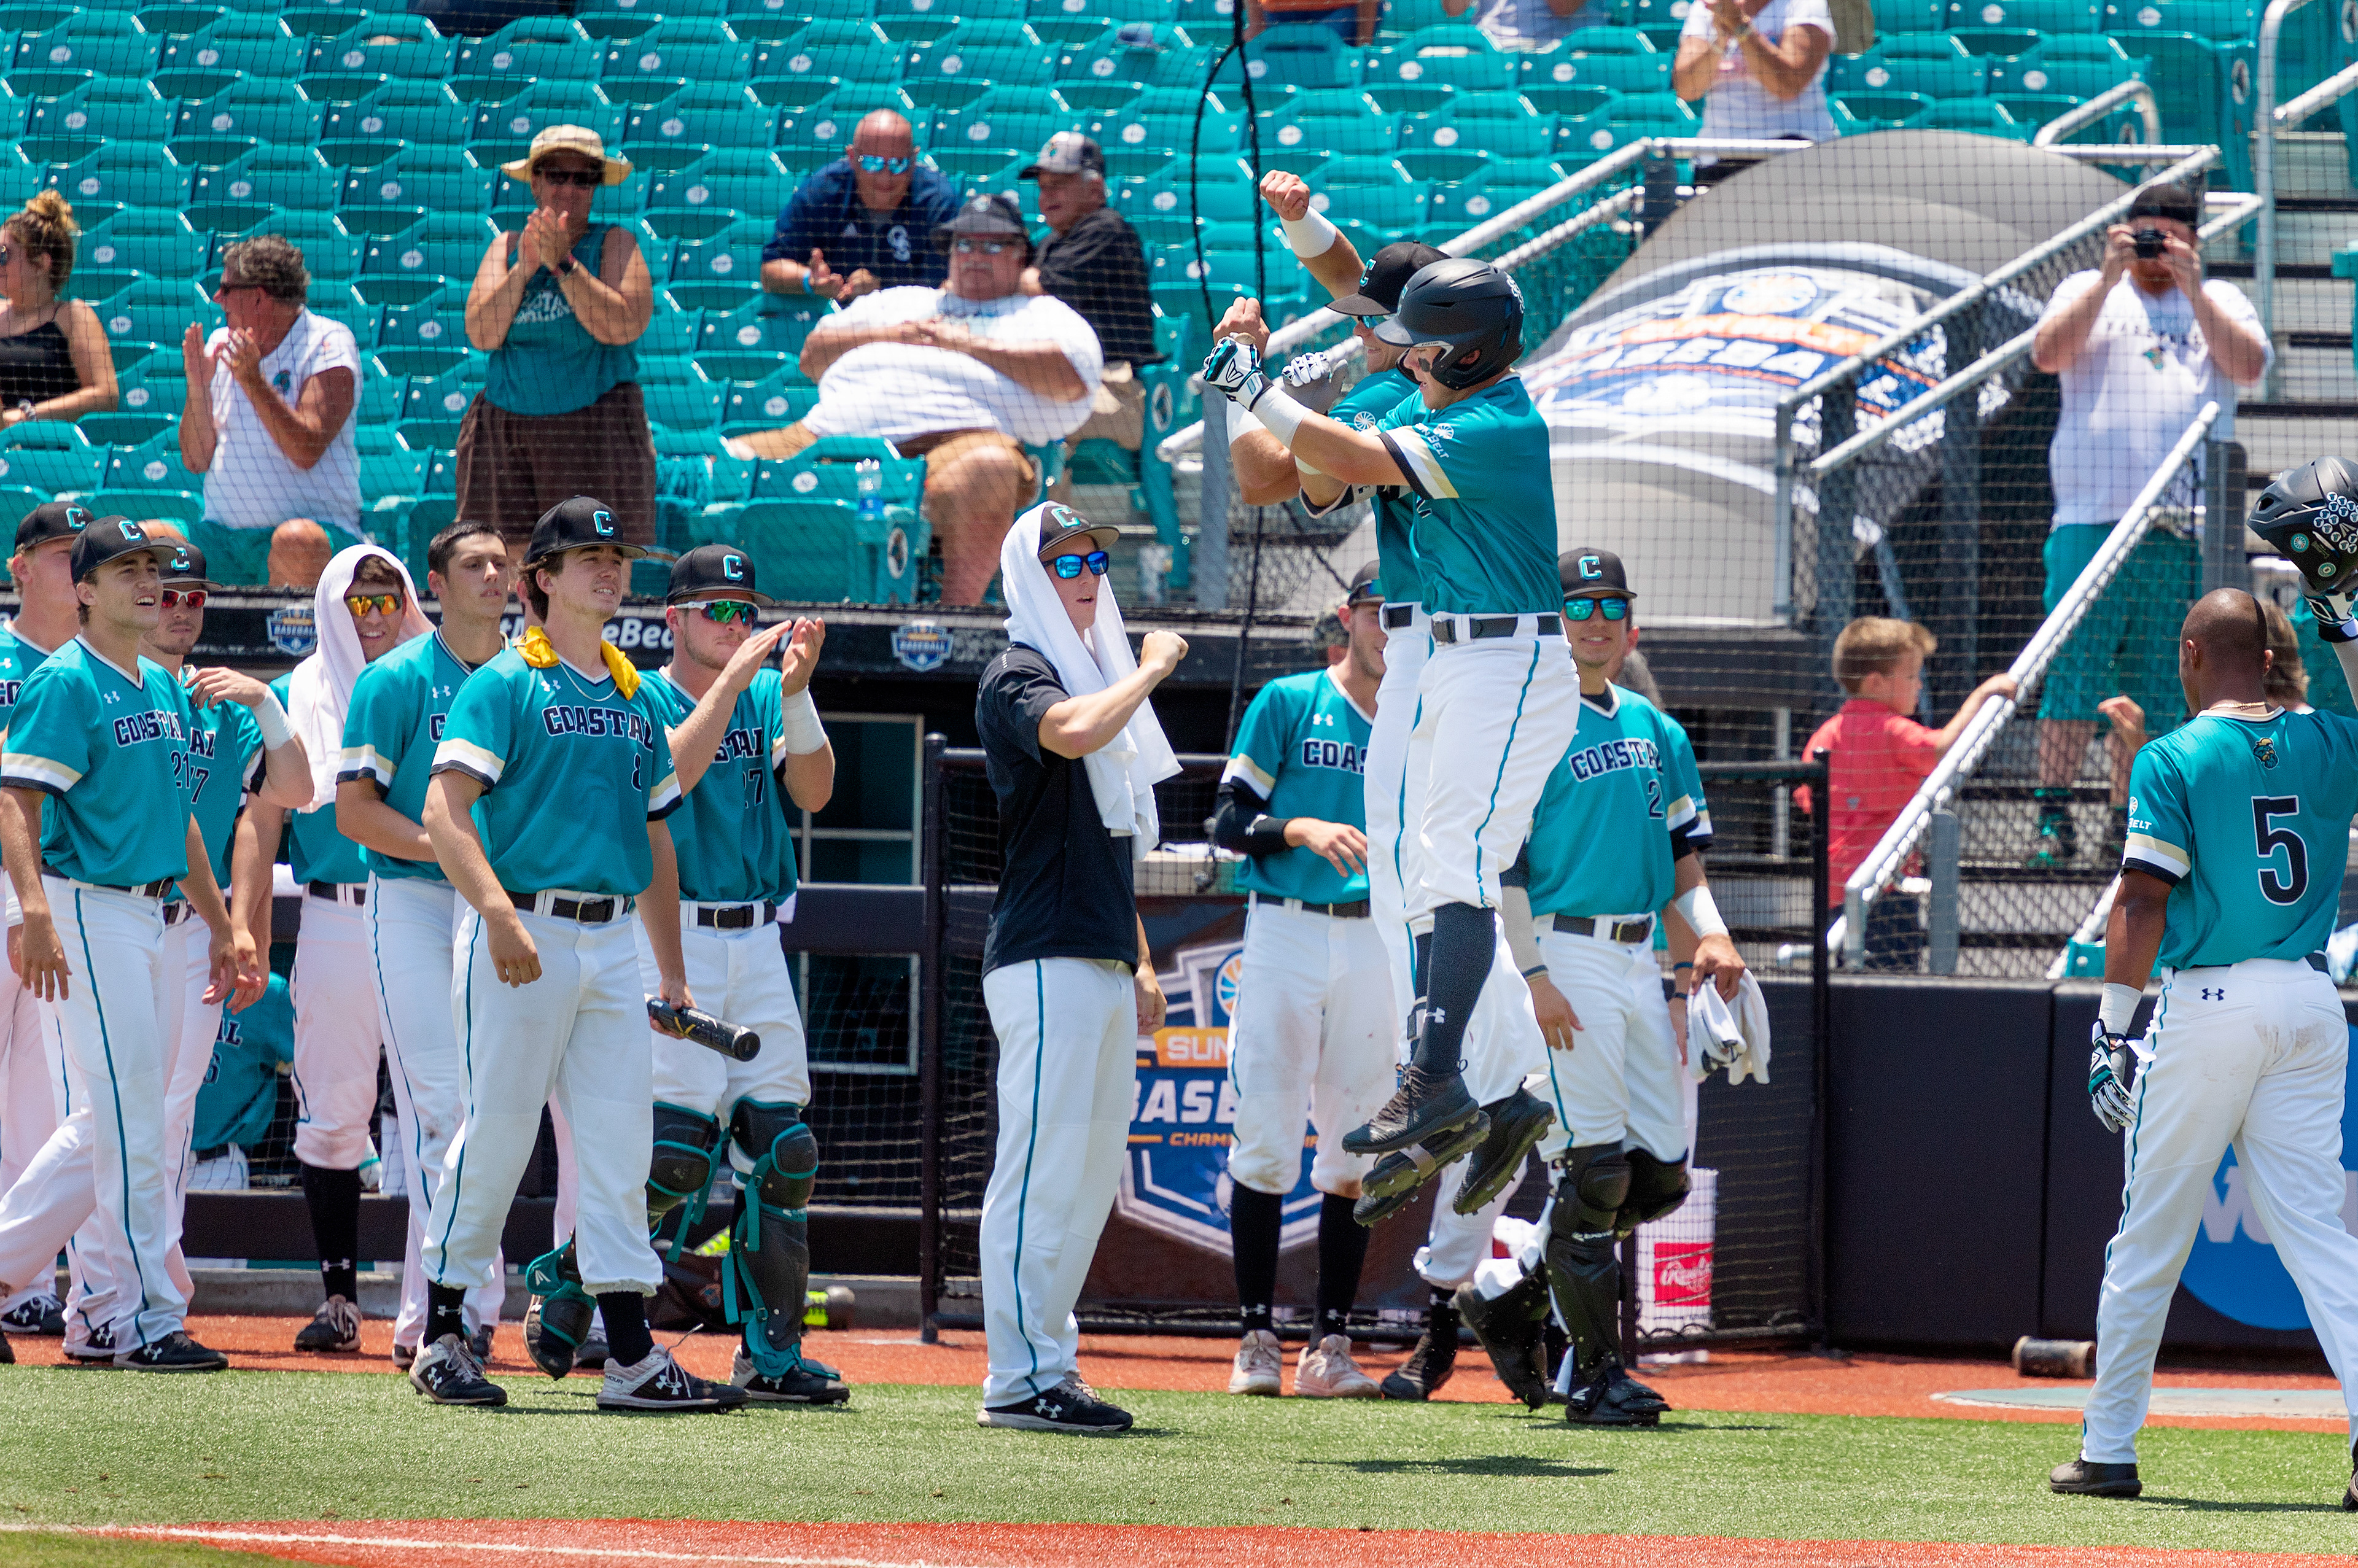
[92,1519,2358,1568]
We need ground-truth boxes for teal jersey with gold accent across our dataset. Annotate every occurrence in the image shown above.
[1520,685,1712,918]
[432,648,683,897]
[270,672,367,886]
[182,670,263,890]
[1326,368,1422,604]
[192,971,293,1152]
[2122,707,2358,969]
[637,668,801,905]
[1373,374,1558,616]
[337,632,480,885]
[0,622,58,726]
[1,638,196,888]
[1223,667,1374,905]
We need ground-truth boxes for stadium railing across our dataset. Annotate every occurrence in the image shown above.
[2255,0,2358,397]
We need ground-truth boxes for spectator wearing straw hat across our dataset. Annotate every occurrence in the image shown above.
[459,126,658,554]
[1021,133,1158,505]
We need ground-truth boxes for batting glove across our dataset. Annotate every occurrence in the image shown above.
[1278,346,1350,414]
[2088,1022,2136,1134]
[2307,592,2358,644]
[1202,338,1274,411]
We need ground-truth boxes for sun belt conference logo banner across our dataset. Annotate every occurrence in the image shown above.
[1114,936,1326,1255]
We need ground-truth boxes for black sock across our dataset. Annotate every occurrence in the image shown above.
[1229,1184,1283,1332]
[426,1283,467,1345]
[597,1292,653,1367]
[300,1162,362,1302]
[1315,1192,1369,1338]
[1411,902,1495,1074]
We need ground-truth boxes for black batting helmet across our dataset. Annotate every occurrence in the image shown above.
[2251,456,2358,594]
[1371,257,1523,390]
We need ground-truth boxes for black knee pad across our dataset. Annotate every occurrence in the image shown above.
[1559,1143,1632,1235]
[1617,1149,1689,1236]
[648,1103,722,1222]
[731,1099,817,1214]
[1544,1143,1630,1371]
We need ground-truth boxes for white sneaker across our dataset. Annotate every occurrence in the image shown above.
[1228,1328,1282,1395]
[597,1345,749,1413]
[1295,1333,1380,1398]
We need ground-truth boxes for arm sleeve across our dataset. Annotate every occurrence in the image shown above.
[337,661,407,793]
[2120,746,2190,886]
[0,668,91,796]
[975,651,1068,766]
[430,667,513,790]
[1210,777,1290,856]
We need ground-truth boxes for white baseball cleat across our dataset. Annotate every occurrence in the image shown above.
[1228,1328,1282,1395]
[1294,1333,1380,1398]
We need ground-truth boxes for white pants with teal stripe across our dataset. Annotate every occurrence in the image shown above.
[0,950,56,1316]
[290,893,384,1171]
[2084,958,2358,1462]
[978,957,1136,1407]
[1404,632,1580,923]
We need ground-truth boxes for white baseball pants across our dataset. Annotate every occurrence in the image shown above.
[157,913,222,1303]
[290,890,384,1171]
[1224,900,1394,1198]
[1415,1152,1528,1290]
[370,877,504,1348]
[636,912,812,1122]
[978,956,1135,1407]
[425,905,657,1300]
[1532,925,1689,1159]
[0,953,55,1316]
[2082,958,2358,1462]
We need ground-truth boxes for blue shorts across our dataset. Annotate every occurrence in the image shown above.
[2036,523,2198,734]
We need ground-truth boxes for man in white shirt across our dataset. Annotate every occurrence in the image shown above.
[728,194,1102,605]
[1673,0,1835,160]
[177,236,364,589]
[2023,181,2270,870]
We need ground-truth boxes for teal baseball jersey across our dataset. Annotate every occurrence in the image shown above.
[637,668,802,906]
[1324,368,1422,605]
[182,669,264,889]
[432,649,683,897]
[1223,667,1374,905]
[0,622,58,727]
[0,638,196,888]
[337,632,482,885]
[2122,708,2358,969]
[268,672,368,886]
[1374,375,1559,617]
[1519,685,1713,918]
[192,972,294,1152]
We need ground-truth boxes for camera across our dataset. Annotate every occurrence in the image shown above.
[2132,227,2167,260]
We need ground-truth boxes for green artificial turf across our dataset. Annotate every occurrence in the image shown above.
[0,1371,2351,1557]
[0,1535,292,1568]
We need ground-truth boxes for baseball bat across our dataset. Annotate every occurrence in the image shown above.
[647,999,761,1062]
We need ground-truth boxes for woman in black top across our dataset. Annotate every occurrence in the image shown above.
[0,192,119,429]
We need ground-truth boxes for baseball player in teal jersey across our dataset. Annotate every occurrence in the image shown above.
[416,497,733,1415]
[611,543,842,1404]
[1457,549,1749,1426]
[189,971,294,1192]
[0,517,259,1372]
[334,521,519,1368]
[2053,587,2358,1505]
[249,545,434,1356]
[0,502,93,1342]
[1207,257,1579,1190]
[1211,566,1392,1400]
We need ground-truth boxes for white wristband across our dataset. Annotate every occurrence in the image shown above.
[1248,382,1308,448]
[778,688,827,755]
[1224,398,1266,445]
[2098,982,2141,1036]
[1671,882,1729,941]
[252,689,295,750]
[1280,208,1340,260]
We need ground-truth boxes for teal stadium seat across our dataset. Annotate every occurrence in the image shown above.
[1028,0,1121,45]
[2104,0,2254,37]
[720,368,821,435]
[602,29,755,106]
[0,427,103,499]
[467,81,625,166]
[355,213,497,307]
[43,150,194,230]
[1227,21,1354,88]
[698,296,830,381]
[448,18,602,102]
[1833,34,1988,97]
[1087,83,1241,158]
[301,18,454,102]
[170,82,327,166]
[187,147,339,235]
[624,86,772,172]
[774,95,892,165]
[747,34,882,109]
[279,0,375,39]
[216,211,359,287]
[85,358,184,446]
[74,211,209,301]
[900,34,1057,111]
[930,95,1083,178]
[732,497,924,603]
[575,0,669,39]
[1053,20,1194,108]
[153,14,302,99]
[723,0,825,41]
[644,150,794,239]
[339,157,497,236]
[749,436,923,522]
[96,434,205,524]
[1363,37,1519,112]
[1518,45,1671,112]
[878,0,1022,45]
[1986,32,2146,91]
[1834,88,1937,126]
[1921,94,2028,133]
[666,217,772,309]
[21,90,173,165]
[317,81,465,169]
[1951,0,2101,28]
[2098,16,2251,183]
[1399,91,1552,174]
[10,16,158,99]
[397,366,480,452]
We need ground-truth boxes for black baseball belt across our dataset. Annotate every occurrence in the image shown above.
[694,901,781,930]
[1249,892,1371,919]
[508,890,634,924]
[1553,913,1657,945]
[1430,613,1562,645]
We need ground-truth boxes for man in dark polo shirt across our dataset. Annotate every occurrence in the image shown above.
[1021,133,1159,498]
[761,109,963,303]
[971,501,1185,1435]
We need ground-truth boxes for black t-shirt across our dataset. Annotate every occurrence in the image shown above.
[1032,207,1160,367]
[975,642,1139,975]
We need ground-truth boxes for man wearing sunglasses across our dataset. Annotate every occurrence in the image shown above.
[761,109,961,305]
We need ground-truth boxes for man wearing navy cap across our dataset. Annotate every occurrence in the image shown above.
[1022,133,1158,502]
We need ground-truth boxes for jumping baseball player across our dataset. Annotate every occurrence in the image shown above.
[2052,579,2358,1505]
[1211,564,1390,1400]
[415,496,732,1414]
[975,501,1182,1434]
[1457,548,1746,1426]
[0,517,257,1370]
[333,521,517,1368]
[1205,257,1578,1190]
[0,501,93,1341]
[247,545,433,1356]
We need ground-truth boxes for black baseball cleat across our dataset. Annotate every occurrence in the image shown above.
[732,1345,852,1405]
[1342,1065,1481,1157]
[1353,1111,1490,1221]
[978,1375,1134,1434]
[1380,1306,1459,1400]
[0,1328,12,1365]
[1453,1088,1555,1216]
[115,1330,229,1373]
[1352,1174,1421,1227]
[1,1294,64,1336]
[2343,1438,2357,1511]
[63,1324,117,1364]
[1453,1274,1551,1410]
[294,1295,360,1354]
[598,1346,747,1413]
[410,1332,507,1406]
[1563,1361,1668,1427]
[2048,1458,2141,1497]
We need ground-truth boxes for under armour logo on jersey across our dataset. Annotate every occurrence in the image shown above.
[2202,987,2226,1000]
[1312,712,1336,727]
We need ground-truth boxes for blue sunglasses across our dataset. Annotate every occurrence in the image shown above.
[857,154,914,174]
[1049,551,1109,580]
[1565,596,1630,621]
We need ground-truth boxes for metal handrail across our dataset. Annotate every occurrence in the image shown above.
[2257,0,2358,401]
[1832,402,2219,964]
[2031,77,2163,149]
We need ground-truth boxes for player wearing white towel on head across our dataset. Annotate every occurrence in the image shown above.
[0,517,260,1371]
[333,521,517,1370]
[246,544,433,1356]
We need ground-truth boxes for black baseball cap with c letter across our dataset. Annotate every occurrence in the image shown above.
[1329,241,1449,319]
[1345,559,1382,605]
[524,495,647,570]
[70,516,160,583]
[667,543,775,606]
[1560,546,1634,599]
[15,500,92,554]
[160,540,216,589]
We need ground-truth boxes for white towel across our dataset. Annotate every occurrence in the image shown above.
[284,543,433,812]
[1688,971,1775,1086]
[997,502,1178,858]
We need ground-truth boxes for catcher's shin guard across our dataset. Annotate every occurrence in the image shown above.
[726,1100,819,1380]
[1544,1143,1631,1380]
[1453,1265,1552,1410]
[1616,1149,1689,1237]
[648,1102,723,1231]
[523,1237,596,1381]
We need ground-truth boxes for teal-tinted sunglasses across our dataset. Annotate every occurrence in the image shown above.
[1565,596,1630,621]
[691,600,760,624]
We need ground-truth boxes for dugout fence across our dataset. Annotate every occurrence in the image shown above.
[914,737,1831,1357]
